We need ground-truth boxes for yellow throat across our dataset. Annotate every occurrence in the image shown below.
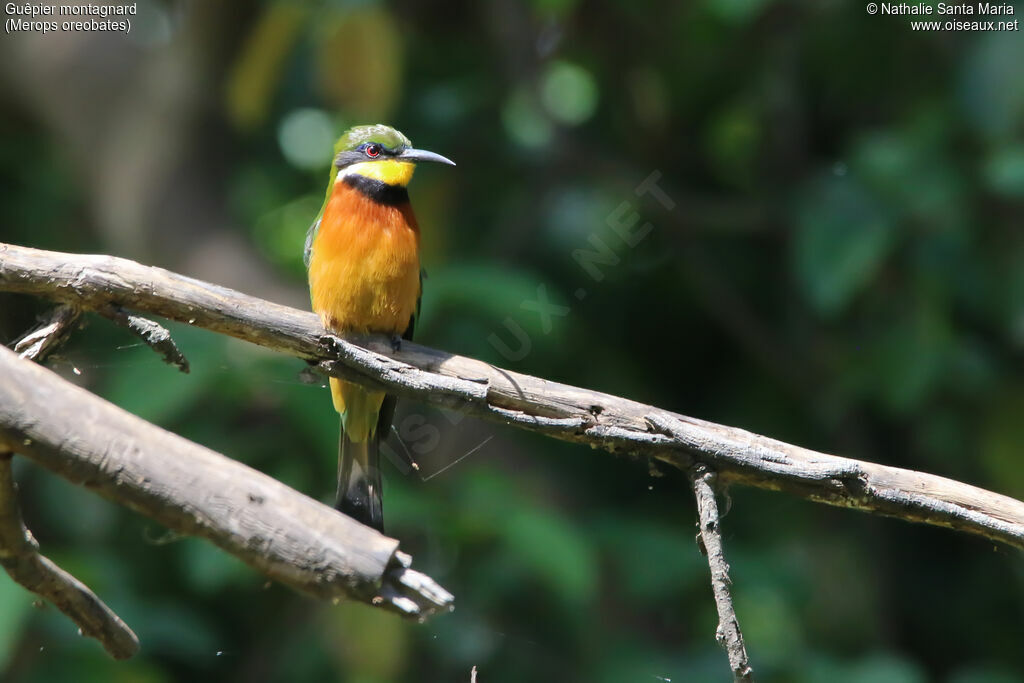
[337,160,416,187]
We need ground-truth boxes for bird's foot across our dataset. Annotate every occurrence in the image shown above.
[389,334,403,353]
[319,334,343,356]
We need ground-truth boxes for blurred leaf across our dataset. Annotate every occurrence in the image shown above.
[123,601,218,659]
[0,580,33,669]
[983,145,1024,199]
[980,391,1024,498]
[852,126,966,231]
[33,471,115,542]
[959,32,1024,141]
[9,643,172,683]
[228,164,299,234]
[735,585,804,668]
[705,100,760,187]
[540,60,599,126]
[591,639,681,683]
[705,0,772,24]
[948,665,1024,683]
[945,336,998,399]
[502,88,553,149]
[850,305,952,413]
[252,193,322,273]
[278,108,336,171]
[627,67,671,130]
[274,368,340,463]
[422,610,499,665]
[595,517,704,601]
[315,7,403,119]
[320,602,410,681]
[795,540,880,650]
[0,139,80,251]
[502,507,597,604]
[225,4,307,129]
[800,653,928,683]
[422,264,568,341]
[180,539,253,594]
[454,470,596,603]
[792,174,897,316]
[530,0,580,19]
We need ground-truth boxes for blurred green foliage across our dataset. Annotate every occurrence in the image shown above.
[0,0,1022,681]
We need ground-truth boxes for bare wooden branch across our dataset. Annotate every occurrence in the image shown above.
[7,303,143,657]
[98,305,190,373]
[13,304,81,362]
[0,452,140,659]
[0,344,453,620]
[690,466,753,682]
[2,243,1022,550]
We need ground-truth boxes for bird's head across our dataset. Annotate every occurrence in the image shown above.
[329,124,455,189]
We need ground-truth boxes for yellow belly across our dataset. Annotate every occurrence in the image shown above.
[308,235,420,335]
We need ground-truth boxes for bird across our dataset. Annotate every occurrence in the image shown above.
[305,124,455,532]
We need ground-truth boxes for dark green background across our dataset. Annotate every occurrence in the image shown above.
[1,0,1022,681]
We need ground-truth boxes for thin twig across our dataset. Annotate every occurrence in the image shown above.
[0,453,140,659]
[99,305,190,373]
[690,465,753,682]
[12,304,80,362]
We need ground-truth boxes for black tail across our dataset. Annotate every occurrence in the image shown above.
[335,419,384,532]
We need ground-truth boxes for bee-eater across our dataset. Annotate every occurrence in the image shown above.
[305,124,454,532]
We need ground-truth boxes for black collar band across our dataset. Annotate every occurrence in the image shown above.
[343,174,410,206]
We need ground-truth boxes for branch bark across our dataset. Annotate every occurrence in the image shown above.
[13,304,81,362]
[3,243,1022,550]
[690,466,753,682]
[0,344,453,620]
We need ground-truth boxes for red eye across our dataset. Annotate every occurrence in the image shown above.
[365,144,381,158]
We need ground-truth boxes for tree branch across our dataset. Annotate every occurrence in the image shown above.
[4,305,142,658]
[98,305,190,372]
[0,452,140,659]
[690,466,753,682]
[0,344,453,622]
[2,243,1021,550]
[13,304,81,362]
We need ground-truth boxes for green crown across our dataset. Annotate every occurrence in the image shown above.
[335,124,411,154]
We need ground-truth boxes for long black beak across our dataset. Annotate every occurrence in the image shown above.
[398,147,456,166]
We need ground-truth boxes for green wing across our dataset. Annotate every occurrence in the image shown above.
[303,216,321,270]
